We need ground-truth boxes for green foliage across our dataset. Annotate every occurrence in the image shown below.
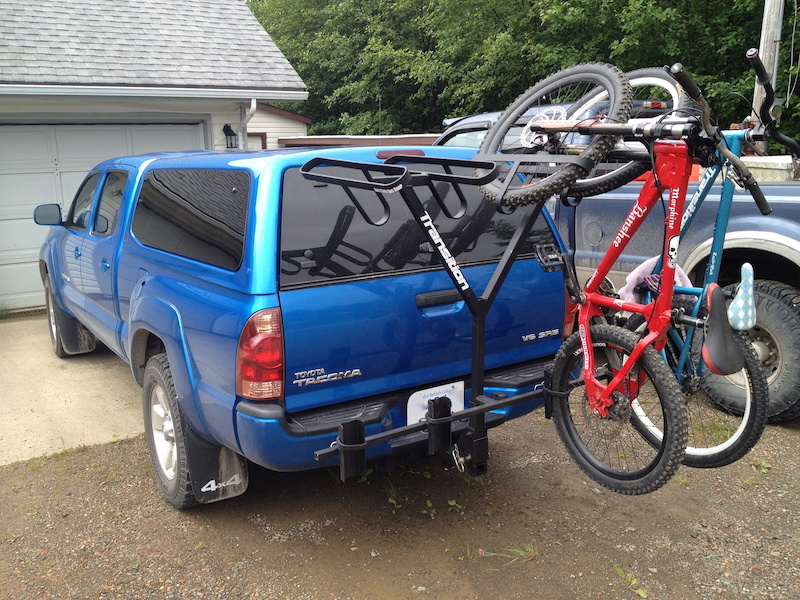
[249,0,797,138]
[615,567,648,597]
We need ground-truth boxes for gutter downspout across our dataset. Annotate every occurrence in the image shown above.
[239,99,257,149]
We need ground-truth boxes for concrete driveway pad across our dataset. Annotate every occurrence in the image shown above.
[0,315,143,465]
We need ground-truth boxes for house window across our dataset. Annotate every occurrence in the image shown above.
[247,133,267,150]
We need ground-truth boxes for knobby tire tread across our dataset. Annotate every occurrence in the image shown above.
[550,324,688,495]
[478,63,633,207]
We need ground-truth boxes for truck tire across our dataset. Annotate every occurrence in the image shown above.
[747,280,800,422]
[44,277,70,358]
[143,353,198,509]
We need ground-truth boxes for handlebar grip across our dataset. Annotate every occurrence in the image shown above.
[746,48,771,86]
[669,63,703,101]
[746,176,772,215]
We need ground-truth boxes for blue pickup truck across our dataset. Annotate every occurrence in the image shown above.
[34,145,567,507]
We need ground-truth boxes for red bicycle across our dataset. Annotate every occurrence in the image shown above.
[478,61,769,494]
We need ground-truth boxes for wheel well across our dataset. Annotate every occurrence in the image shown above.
[39,260,49,283]
[687,248,800,289]
[131,330,167,386]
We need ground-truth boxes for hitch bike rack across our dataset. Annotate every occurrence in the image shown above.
[302,154,559,481]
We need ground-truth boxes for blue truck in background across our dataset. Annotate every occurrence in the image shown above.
[34,145,568,508]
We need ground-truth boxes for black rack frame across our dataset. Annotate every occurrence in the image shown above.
[301,154,556,480]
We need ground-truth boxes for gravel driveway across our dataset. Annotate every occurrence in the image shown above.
[1,313,799,599]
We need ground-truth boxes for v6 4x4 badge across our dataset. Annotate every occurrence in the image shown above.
[293,368,363,387]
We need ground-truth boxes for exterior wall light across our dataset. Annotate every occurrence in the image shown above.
[223,124,238,149]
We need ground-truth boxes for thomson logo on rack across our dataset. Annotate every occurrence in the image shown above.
[420,211,470,291]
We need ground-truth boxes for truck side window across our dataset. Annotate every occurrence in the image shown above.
[65,172,101,231]
[92,171,128,237]
[131,169,249,270]
[279,165,557,288]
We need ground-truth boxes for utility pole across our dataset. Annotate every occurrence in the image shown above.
[752,0,785,125]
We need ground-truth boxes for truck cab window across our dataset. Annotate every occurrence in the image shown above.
[92,171,128,237]
[65,172,101,231]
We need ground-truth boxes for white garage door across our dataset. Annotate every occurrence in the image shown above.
[0,123,204,310]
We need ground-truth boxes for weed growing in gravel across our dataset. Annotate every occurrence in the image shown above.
[752,457,772,474]
[447,499,465,516]
[482,542,541,566]
[422,499,437,519]
[615,567,648,598]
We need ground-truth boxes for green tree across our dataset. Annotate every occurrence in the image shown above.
[249,0,794,138]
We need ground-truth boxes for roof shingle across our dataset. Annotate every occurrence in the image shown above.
[0,0,306,93]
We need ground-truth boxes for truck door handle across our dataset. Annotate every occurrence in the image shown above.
[74,247,82,259]
[415,288,463,308]
[100,259,110,272]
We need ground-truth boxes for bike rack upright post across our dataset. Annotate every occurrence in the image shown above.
[301,155,550,480]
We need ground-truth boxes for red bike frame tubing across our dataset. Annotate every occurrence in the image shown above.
[578,139,695,415]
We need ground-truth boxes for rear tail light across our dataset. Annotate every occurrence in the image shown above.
[236,308,284,400]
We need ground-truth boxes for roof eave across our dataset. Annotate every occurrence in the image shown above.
[0,84,308,101]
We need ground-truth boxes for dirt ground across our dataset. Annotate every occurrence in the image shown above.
[2,408,799,600]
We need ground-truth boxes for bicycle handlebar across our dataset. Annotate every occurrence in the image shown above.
[669,61,771,216]
[525,119,701,139]
[746,48,800,159]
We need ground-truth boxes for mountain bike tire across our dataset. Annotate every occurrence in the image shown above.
[568,67,699,198]
[625,298,768,468]
[550,324,688,495]
[477,63,632,207]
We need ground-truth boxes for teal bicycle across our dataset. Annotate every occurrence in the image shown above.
[595,50,799,467]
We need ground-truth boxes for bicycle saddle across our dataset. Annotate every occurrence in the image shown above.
[701,283,745,376]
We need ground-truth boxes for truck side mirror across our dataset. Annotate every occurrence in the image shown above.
[33,204,63,226]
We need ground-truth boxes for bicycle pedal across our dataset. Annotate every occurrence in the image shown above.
[535,244,565,272]
[727,262,756,330]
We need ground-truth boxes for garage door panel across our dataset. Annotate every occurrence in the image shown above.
[0,260,45,309]
[0,172,60,216]
[130,125,203,154]
[0,220,45,264]
[0,127,55,170]
[55,126,129,169]
[1,122,205,309]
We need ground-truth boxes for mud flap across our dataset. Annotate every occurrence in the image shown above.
[58,311,96,354]
[186,427,249,504]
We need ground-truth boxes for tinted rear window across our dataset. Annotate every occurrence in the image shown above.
[280,165,556,288]
[132,169,249,270]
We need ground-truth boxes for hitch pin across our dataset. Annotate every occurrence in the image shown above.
[451,445,469,473]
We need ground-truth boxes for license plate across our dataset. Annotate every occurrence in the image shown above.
[406,381,465,425]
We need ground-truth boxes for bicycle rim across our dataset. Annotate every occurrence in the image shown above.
[568,67,699,198]
[626,303,769,468]
[551,324,687,495]
[477,63,632,207]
